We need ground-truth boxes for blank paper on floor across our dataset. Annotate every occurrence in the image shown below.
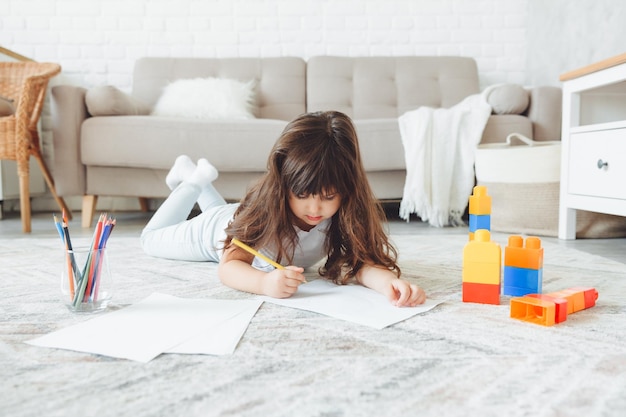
[26,293,262,362]
[260,279,442,329]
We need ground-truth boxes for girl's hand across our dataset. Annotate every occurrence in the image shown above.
[356,265,427,307]
[386,278,426,307]
[262,266,306,299]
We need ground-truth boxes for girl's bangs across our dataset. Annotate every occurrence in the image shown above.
[286,158,352,197]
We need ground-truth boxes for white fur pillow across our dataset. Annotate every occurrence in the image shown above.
[152,77,256,119]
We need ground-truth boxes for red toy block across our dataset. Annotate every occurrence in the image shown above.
[504,235,543,270]
[469,185,491,215]
[527,294,568,323]
[510,296,556,326]
[568,287,599,309]
[463,282,500,305]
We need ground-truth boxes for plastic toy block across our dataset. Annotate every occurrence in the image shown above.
[546,287,598,314]
[463,229,501,285]
[510,296,556,326]
[502,266,542,295]
[469,185,492,215]
[464,262,501,285]
[463,282,501,305]
[469,214,491,232]
[527,294,568,323]
[547,289,583,314]
[565,287,599,309]
[510,287,598,326]
[503,285,539,297]
[464,230,500,263]
[504,236,543,270]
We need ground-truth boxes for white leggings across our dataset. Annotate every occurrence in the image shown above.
[140,181,232,262]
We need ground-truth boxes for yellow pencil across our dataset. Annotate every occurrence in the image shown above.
[231,238,285,270]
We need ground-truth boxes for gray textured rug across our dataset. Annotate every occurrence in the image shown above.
[1,231,625,417]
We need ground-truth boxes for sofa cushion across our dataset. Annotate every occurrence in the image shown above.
[0,95,15,116]
[151,77,256,120]
[132,57,306,121]
[85,86,151,116]
[307,56,480,119]
[81,116,288,171]
[353,119,406,171]
[483,84,529,115]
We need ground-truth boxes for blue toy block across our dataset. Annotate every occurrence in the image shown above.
[503,285,537,297]
[469,214,491,232]
[503,266,542,296]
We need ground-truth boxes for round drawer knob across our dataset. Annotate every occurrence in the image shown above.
[597,159,608,169]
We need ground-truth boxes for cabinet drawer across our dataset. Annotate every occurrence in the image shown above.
[569,128,626,199]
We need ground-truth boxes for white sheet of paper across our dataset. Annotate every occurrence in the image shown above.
[26,293,260,362]
[260,279,442,329]
[166,301,262,355]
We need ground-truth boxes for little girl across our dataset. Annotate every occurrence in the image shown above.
[141,111,425,307]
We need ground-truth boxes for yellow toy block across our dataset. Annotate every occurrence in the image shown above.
[469,185,492,215]
[463,262,501,285]
[510,296,556,326]
[462,229,501,285]
[464,230,500,263]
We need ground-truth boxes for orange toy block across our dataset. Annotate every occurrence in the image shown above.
[504,235,543,270]
[528,294,568,323]
[469,185,492,215]
[463,229,501,285]
[510,296,556,326]
[511,287,598,326]
[547,289,583,314]
[546,287,598,314]
[577,287,599,309]
[463,282,501,305]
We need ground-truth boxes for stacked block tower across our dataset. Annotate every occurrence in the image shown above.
[503,236,544,296]
[462,229,501,305]
[468,185,491,241]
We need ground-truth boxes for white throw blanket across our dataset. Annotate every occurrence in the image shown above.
[398,94,492,227]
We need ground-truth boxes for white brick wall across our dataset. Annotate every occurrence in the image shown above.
[1,0,529,91]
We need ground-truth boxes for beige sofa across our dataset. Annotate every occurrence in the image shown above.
[51,56,562,227]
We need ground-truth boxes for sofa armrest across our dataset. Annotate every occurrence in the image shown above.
[526,86,562,141]
[51,85,88,196]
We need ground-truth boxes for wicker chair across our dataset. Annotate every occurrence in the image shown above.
[0,62,71,232]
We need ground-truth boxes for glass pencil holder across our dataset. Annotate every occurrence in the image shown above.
[61,247,112,313]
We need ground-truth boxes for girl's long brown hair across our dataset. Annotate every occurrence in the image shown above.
[224,111,400,283]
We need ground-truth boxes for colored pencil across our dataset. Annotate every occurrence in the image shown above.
[231,238,284,270]
[55,214,75,299]
[54,212,116,308]
[84,214,105,301]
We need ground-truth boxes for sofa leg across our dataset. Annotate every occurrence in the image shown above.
[82,195,98,228]
[138,197,150,212]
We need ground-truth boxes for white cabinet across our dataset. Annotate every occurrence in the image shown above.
[559,53,626,239]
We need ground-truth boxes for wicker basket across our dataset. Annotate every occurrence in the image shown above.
[476,133,626,238]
